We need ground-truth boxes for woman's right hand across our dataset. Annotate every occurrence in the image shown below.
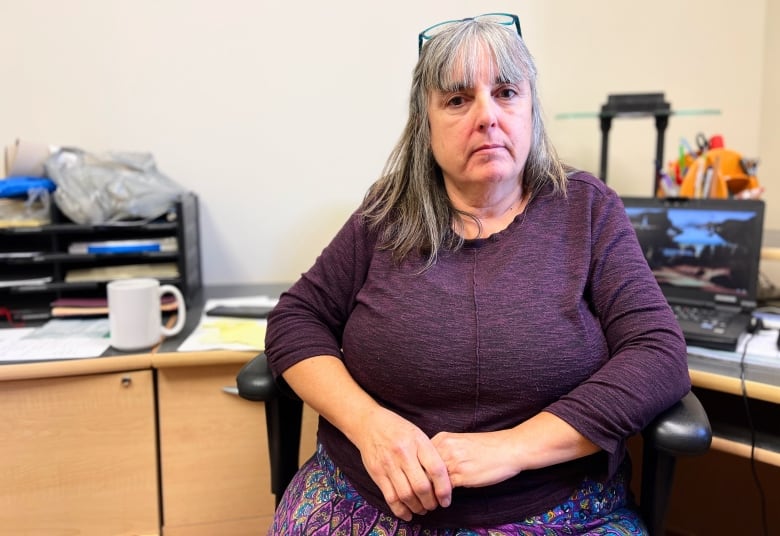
[352,405,453,521]
[280,355,452,521]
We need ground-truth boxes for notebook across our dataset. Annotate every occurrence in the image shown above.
[621,196,765,351]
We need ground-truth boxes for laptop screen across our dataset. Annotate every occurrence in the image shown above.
[621,197,765,309]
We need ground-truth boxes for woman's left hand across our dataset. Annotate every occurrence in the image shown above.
[431,430,522,488]
[431,412,601,488]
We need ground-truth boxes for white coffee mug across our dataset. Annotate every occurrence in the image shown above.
[107,278,186,351]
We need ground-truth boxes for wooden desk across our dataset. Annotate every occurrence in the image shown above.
[5,283,777,535]
[660,351,780,535]
[0,284,318,536]
[687,348,780,464]
[689,368,780,467]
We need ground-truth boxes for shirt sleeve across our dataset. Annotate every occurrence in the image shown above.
[265,211,376,378]
[544,186,691,470]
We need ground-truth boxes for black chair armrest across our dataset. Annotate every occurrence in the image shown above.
[639,391,712,535]
[236,352,278,401]
[236,352,304,506]
[642,391,712,456]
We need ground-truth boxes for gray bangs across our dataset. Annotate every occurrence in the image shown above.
[418,22,535,92]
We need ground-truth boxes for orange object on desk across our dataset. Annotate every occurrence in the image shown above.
[679,147,760,199]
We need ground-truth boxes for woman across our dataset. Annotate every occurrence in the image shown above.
[265,13,690,535]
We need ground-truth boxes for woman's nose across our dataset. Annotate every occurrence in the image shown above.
[474,97,498,130]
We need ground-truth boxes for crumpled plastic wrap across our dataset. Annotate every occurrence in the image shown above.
[0,187,51,227]
[44,148,185,225]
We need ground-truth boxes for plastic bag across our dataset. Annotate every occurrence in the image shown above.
[0,187,51,227]
[44,148,185,225]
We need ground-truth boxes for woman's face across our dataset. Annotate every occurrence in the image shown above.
[427,52,532,195]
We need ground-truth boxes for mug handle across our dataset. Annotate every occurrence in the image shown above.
[159,284,186,337]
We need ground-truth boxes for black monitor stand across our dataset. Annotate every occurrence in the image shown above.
[599,93,671,197]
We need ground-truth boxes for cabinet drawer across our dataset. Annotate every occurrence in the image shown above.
[157,364,276,530]
[0,370,159,535]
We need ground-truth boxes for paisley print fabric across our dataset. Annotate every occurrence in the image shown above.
[270,444,647,536]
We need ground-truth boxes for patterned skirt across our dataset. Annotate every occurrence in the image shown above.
[270,443,647,536]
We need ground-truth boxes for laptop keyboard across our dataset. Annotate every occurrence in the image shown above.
[672,304,733,334]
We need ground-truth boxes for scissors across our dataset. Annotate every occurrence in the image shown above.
[695,132,710,154]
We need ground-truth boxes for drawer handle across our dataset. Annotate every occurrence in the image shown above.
[121,376,132,388]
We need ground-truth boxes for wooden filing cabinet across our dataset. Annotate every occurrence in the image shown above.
[0,370,159,536]
[0,356,319,536]
[156,362,318,536]
[157,363,276,535]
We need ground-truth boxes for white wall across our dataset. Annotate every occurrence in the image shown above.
[0,0,775,285]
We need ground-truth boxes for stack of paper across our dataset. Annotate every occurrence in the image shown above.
[50,296,179,317]
[0,275,52,288]
[65,263,179,282]
[177,295,278,352]
[0,319,111,362]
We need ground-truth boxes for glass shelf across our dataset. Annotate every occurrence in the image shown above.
[555,108,721,120]
[554,92,723,195]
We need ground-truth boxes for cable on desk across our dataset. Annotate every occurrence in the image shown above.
[739,325,769,536]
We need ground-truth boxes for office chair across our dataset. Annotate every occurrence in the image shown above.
[236,353,712,536]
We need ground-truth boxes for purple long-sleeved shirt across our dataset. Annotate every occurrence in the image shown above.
[265,171,691,527]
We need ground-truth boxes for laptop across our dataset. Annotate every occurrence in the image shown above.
[621,196,765,351]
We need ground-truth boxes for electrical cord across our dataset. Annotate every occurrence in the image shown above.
[739,326,769,536]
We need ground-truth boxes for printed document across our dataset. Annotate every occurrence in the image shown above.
[177,295,278,352]
[0,319,111,362]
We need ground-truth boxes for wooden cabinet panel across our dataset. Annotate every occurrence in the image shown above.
[0,370,159,535]
[157,364,276,531]
[300,403,319,464]
[666,449,780,536]
[163,515,271,536]
[0,356,319,535]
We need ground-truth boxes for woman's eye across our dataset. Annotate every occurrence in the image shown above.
[497,87,518,99]
[446,95,466,107]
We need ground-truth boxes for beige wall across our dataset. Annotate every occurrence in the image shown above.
[759,0,780,283]
[0,0,775,285]
[761,0,780,229]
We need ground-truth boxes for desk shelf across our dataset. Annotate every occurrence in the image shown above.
[0,192,201,324]
[7,278,182,293]
[692,384,780,462]
[711,436,780,466]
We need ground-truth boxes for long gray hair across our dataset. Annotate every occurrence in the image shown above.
[362,17,571,268]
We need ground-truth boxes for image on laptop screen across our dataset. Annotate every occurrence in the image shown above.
[622,197,765,307]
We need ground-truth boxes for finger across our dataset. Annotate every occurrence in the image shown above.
[391,466,429,516]
[417,446,452,508]
[382,439,439,515]
[402,465,439,512]
[373,474,415,521]
[431,433,464,489]
[362,448,427,520]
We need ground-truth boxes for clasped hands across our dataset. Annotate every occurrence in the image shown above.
[355,406,522,522]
